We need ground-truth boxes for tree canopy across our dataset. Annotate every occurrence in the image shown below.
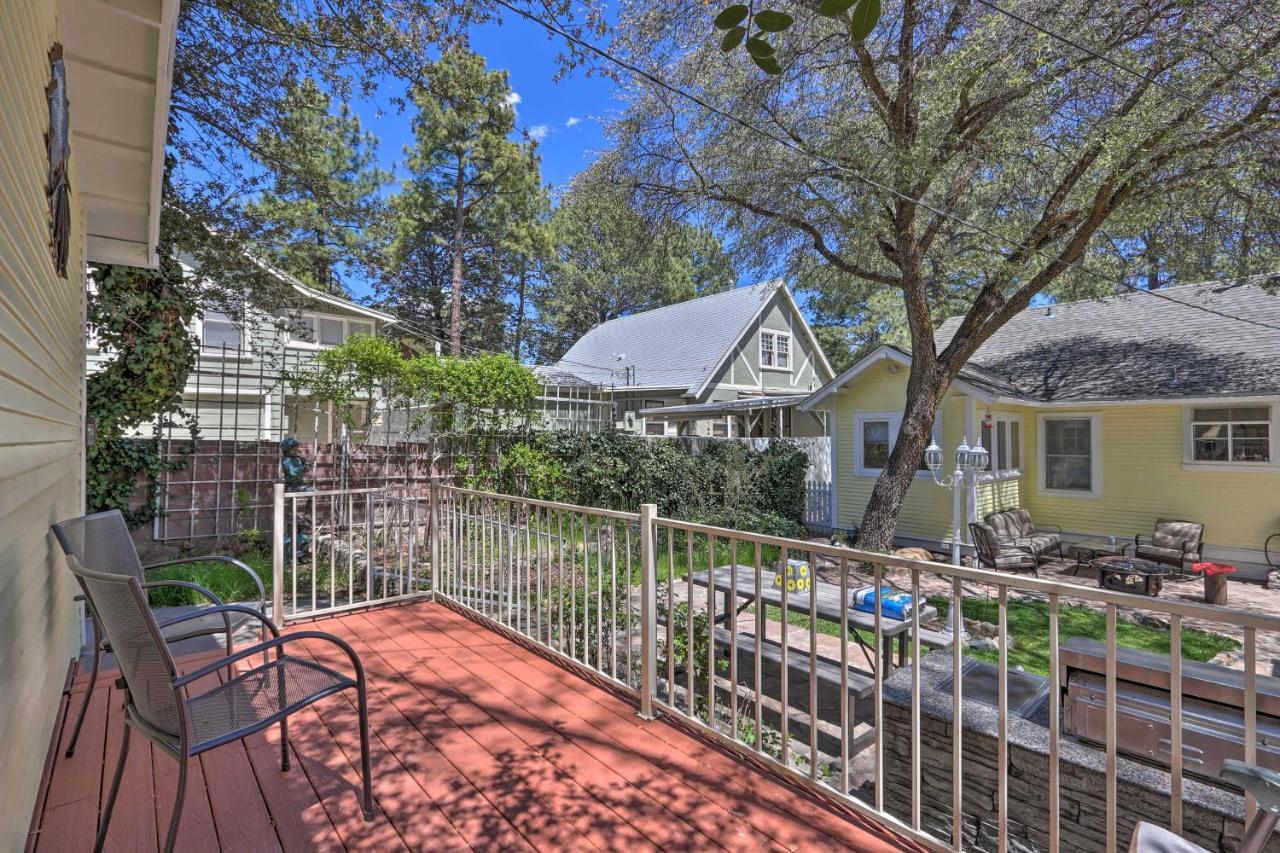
[244,79,389,295]
[530,172,737,362]
[604,0,1280,547]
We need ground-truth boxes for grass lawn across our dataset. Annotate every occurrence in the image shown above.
[749,597,1238,677]
[146,550,272,607]
[928,596,1238,675]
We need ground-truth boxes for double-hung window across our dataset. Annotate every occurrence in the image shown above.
[760,330,792,370]
[201,310,243,352]
[855,412,940,476]
[1190,406,1271,463]
[1039,413,1101,496]
[979,413,1023,476]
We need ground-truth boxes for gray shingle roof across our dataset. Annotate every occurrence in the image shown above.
[934,277,1280,402]
[550,280,783,393]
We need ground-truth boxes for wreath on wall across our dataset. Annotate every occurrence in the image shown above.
[47,43,71,278]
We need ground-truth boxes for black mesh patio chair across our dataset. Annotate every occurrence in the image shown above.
[66,555,375,853]
[970,522,1039,576]
[52,509,267,758]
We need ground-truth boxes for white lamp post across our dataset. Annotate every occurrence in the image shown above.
[925,435,988,566]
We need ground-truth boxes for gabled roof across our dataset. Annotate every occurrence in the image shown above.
[550,280,833,395]
[800,344,1020,411]
[935,276,1280,402]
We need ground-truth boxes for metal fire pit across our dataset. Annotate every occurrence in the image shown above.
[1061,637,1280,782]
[1093,556,1167,596]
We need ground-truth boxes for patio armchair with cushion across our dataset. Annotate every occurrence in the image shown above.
[970,522,1040,575]
[1130,518,1205,575]
[51,509,267,758]
[65,555,374,853]
[983,508,1064,561]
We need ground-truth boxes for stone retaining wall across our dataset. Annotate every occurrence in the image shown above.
[879,651,1271,852]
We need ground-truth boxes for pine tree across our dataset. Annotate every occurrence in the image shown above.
[394,48,544,355]
[245,79,389,295]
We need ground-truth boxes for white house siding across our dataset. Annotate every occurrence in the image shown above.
[0,0,88,839]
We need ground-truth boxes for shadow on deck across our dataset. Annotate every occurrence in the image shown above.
[26,601,919,851]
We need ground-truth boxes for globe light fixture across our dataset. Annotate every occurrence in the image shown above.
[924,441,943,474]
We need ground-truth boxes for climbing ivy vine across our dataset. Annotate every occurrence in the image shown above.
[86,259,199,525]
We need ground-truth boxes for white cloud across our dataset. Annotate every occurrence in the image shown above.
[565,116,582,128]
[504,92,522,111]
[529,124,551,141]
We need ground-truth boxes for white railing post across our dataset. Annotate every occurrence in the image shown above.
[429,479,441,598]
[272,482,285,622]
[638,503,659,720]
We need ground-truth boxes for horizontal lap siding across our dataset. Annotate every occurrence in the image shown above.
[1024,405,1280,551]
[0,0,85,844]
[832,363,960,542]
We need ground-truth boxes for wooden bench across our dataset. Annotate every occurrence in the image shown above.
[710,628,876,758]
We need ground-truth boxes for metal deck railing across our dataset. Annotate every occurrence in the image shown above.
[271,483,1280,852]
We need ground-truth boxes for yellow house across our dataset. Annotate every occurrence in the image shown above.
[1,0,178,840]
[800,278,1280,580]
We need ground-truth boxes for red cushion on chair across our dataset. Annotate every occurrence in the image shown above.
[1191,562,1235,577]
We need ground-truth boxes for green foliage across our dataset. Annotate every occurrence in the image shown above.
[294,337,542,437]
[526,431,809,535]
[86,260,199,525]
[495,443,565,501]
[389,47,546,355]
[244,79,389,294]
[531,172,736,362]
[712,0,875,73]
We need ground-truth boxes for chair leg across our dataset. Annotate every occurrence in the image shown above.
[356,680,375,820]
[94,722,130,853]
[66,622,103,758]
[280,718,290,772]
[163,755,189,853]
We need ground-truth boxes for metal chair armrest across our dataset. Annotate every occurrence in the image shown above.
[141,579,226,608]
[172,630,363,690]
[156,602,276,634]
[1034,524,1063,536]
[143,555,267,606]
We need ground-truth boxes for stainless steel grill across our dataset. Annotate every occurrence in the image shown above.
[1061,637,1280,782]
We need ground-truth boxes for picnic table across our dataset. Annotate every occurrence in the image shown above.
[688,565,939,676]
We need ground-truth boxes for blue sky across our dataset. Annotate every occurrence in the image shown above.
[343,13,620,299]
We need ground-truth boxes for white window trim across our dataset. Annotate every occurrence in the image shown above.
[1036,412,1103,499]
[285,311,377,350]
[977,412,1024,482]
[195,310,252,359]
[760,329,793,372]
[1181,403,1276,470]
[641,399,677,436]
[853,411,941,478]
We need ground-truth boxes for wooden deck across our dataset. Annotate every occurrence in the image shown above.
[26,601,919,851]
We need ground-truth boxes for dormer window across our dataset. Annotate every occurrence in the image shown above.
[761,330,791,370]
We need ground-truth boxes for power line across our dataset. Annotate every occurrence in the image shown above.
[489,0,1280,335]
[971,0,1279,141]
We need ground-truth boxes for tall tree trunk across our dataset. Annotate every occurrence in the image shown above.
[855,362,948,553]
[450,159,465,356]
[512,262,528,361]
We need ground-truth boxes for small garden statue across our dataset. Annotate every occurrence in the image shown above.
[280,436,313,492]
[280,436,312,560]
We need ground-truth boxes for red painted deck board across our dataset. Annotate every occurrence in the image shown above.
[26,600,920,852]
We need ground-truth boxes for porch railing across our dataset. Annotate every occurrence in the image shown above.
[274,482,1280,852]
[271,483,428,622]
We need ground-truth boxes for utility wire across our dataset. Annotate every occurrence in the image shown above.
[971,0,1279,141]
[489,0,1280,335]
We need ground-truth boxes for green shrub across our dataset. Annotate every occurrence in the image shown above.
[515,431,810,537]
